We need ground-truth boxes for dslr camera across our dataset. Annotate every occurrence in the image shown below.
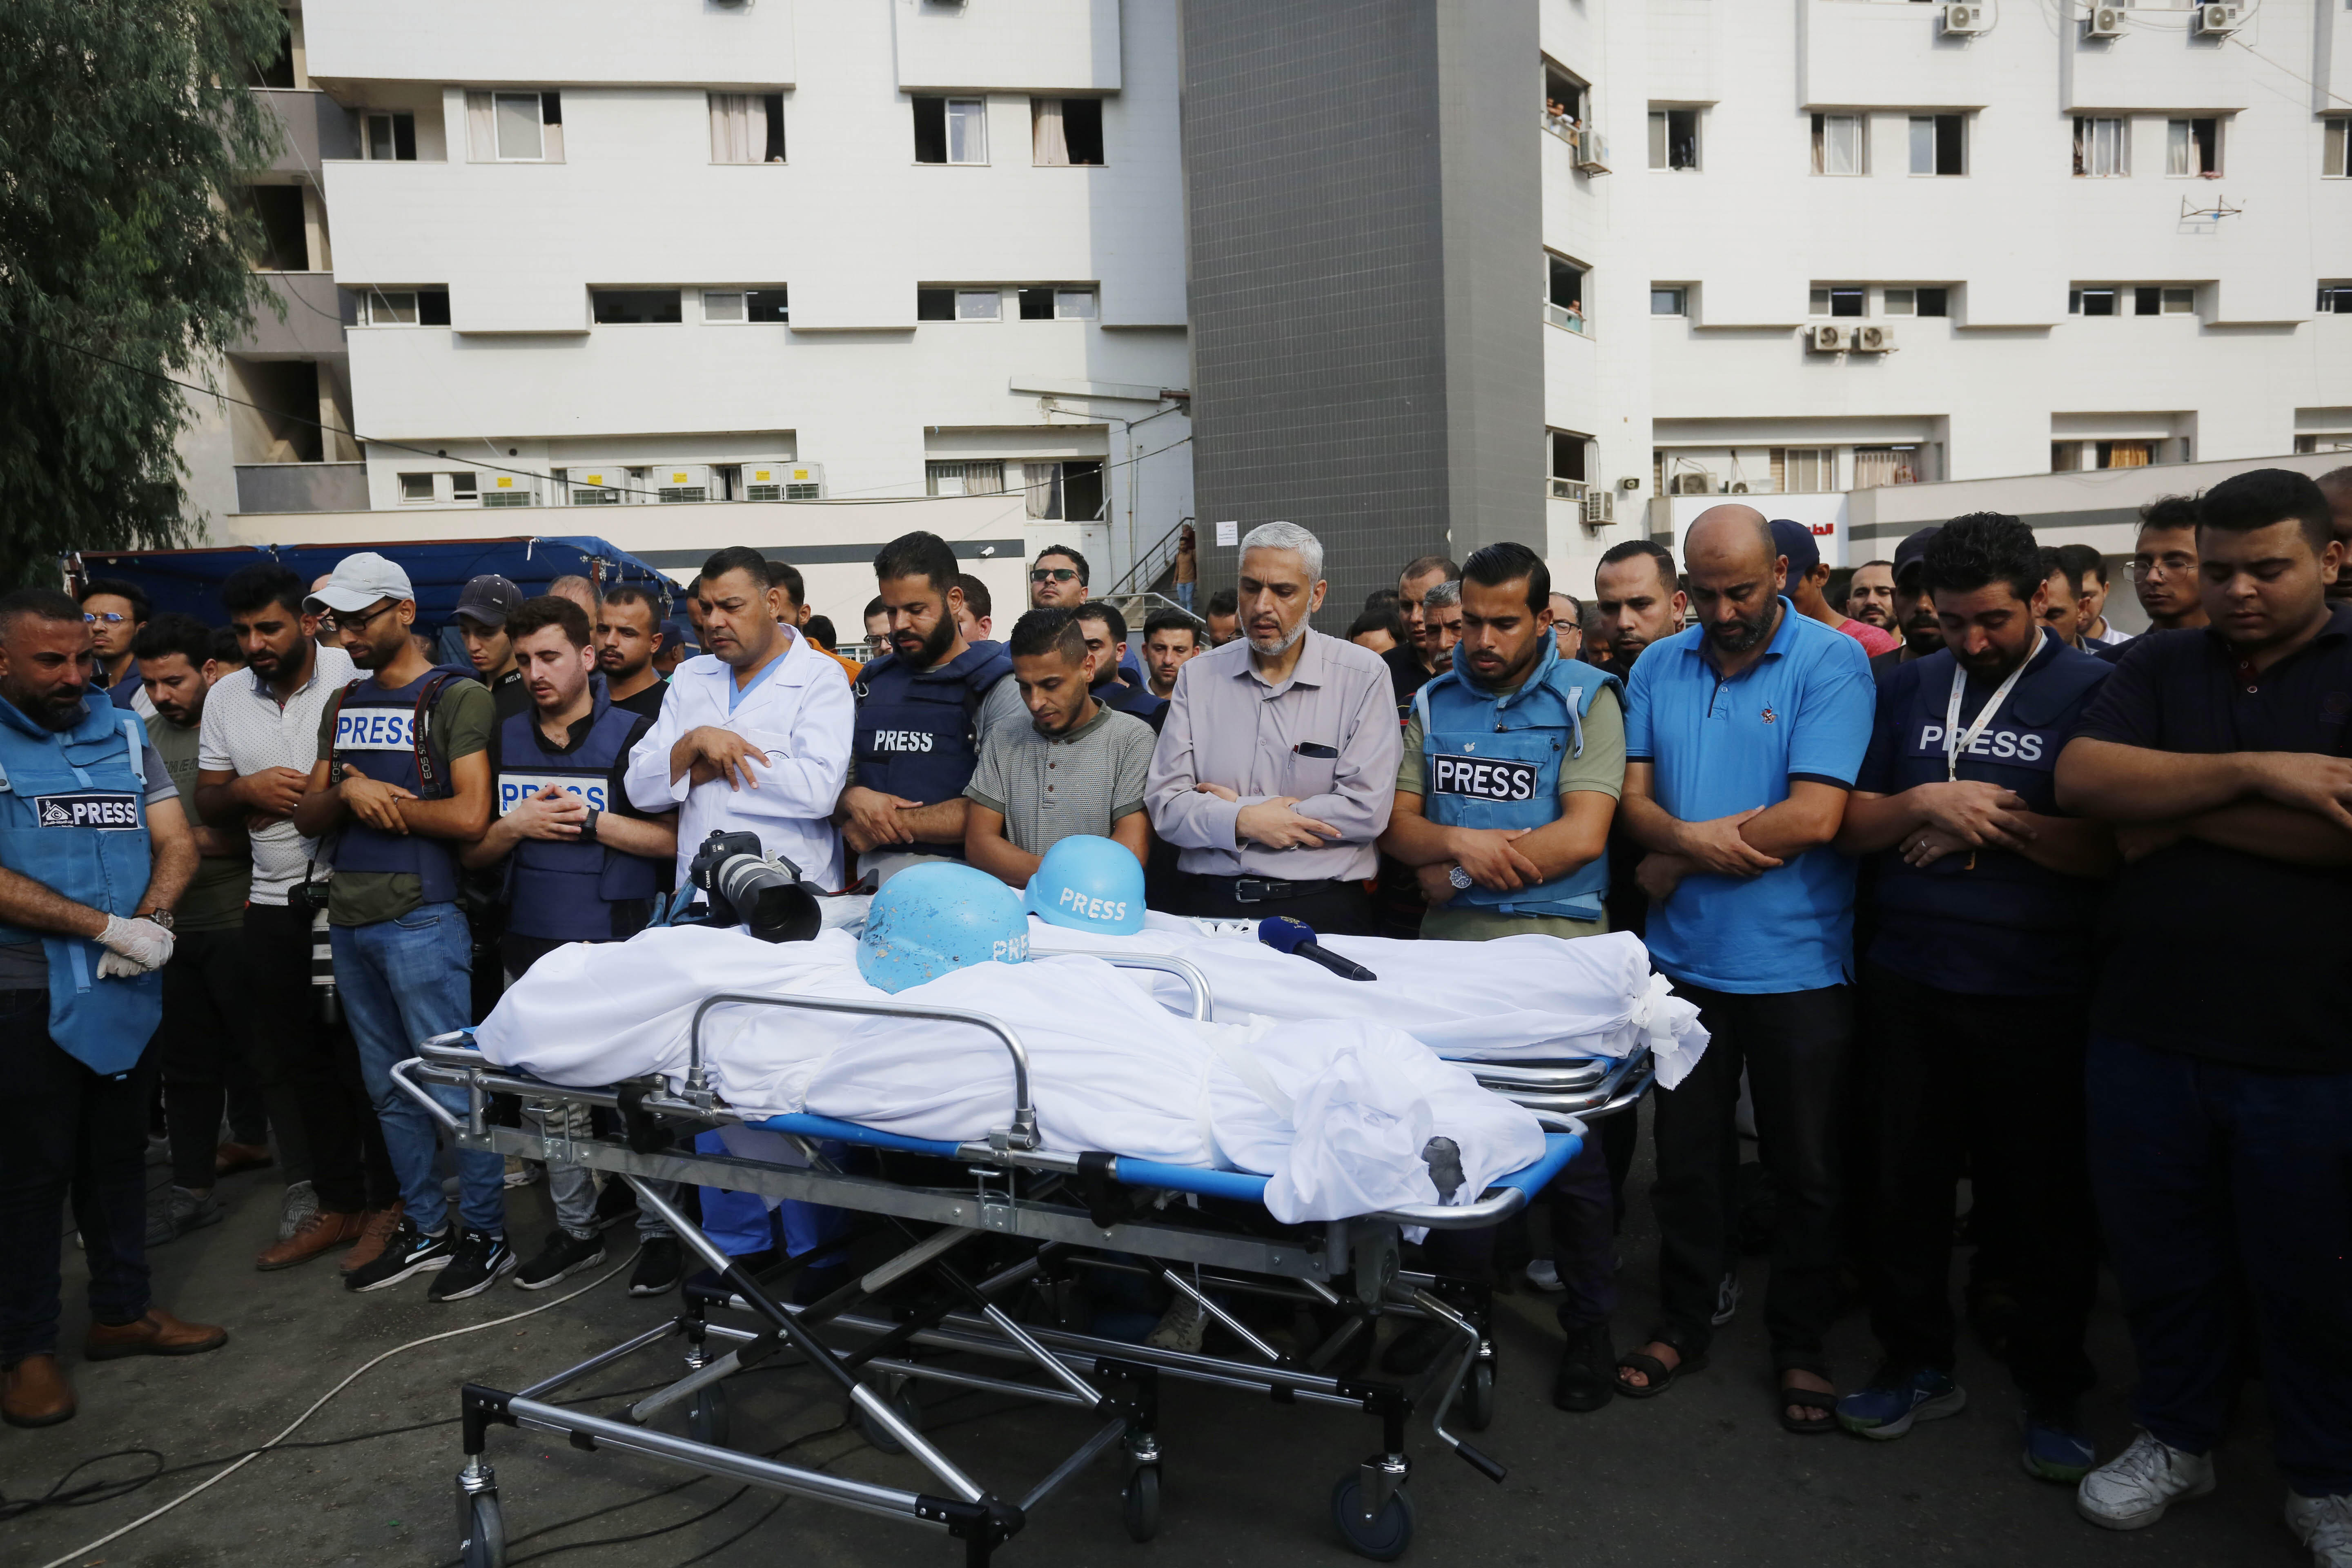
[687,830,822,944]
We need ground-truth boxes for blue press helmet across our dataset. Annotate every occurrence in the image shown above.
[857,862,1030,994]
[1023,835,1145,935]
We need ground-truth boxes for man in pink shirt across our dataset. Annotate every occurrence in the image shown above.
[1771,518,1899,658]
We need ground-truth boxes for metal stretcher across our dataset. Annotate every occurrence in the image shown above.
[391,954,1650,1565]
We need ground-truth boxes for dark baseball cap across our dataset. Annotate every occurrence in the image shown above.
[453,574,525,628]
[1891,526,1942,585]
[1768,518,1822,579]
[659,618,698,652]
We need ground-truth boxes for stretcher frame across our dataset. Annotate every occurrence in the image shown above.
[392,953,1650,1565]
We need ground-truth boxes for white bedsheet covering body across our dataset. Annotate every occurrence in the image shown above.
[474,927,1546,1223]
[1026,915,1711,1089]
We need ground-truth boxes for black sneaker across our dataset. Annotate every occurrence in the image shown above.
[592,1179,640,1232]
[344,1219,456,1292]
[428,1230,518,1303]
[628,1236,684,1298]
[513,1229,606,1291]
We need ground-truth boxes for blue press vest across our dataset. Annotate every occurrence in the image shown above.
[495,688,662,941]
[852,640,1014,839]
[0,690,163,1074]
[1868,636,2110,992]
[329,665,476,906]
[1414,641,1621,922]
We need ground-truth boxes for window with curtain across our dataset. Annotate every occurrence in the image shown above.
[1851,447,1919,489]
[2328,120,2350,179]
[1023,462,1062,519]
[1648,107,1699,169]
[2165,118,2219,178]
[2072,116,2127,177]
[1771,448,1834,494]
[1030,98,1103,165]
[710,93,786,163]
[1811,114,1863,176]
[925,461,1006,498]
[471,91,562,162]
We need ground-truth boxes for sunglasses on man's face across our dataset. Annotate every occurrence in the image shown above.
[1030,568,1078,584]
[84,611,131,626]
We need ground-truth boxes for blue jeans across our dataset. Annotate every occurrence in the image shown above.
[334,904,504,1238]
[2087,1034,2352,1497]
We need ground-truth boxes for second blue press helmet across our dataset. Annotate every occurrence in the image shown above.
[1023,834,1146,935]
[857,861,1031,994]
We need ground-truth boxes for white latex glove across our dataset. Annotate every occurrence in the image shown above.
[97,914,175,972]
[96,950,152,980]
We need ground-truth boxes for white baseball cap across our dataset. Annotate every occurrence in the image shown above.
[305,552,414,615]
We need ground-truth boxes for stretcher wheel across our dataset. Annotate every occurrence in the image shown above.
[459,1491,506,1568]
[1121,1466,1161,1542]
[855,1376,923,1455]
[1463,1358,1495,1432]
[1329,1474,1414,1561]
[690,1383,730,1448]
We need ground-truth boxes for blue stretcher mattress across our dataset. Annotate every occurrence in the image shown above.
[752,1111,1584,1211]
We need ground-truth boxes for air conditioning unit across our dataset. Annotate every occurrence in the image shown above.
[570,469,623,506]
[746,463,824,501]
[656,466,709,504]
[1942,3,1990,36]
[1671,471,1719,496]
[1575,130,1610,174]
[1854,324,1897,352]
[2195,3,2242,35]
[481,473,532,509]
[1809,324,1851,352]
[1582,488,1614,526]
[2085,5,2128,39]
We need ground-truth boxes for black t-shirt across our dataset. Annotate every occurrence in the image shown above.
[609,677,669,721]
[1383,644,1433,715]
[490,666,531,723]
[2073,612,2352,1071]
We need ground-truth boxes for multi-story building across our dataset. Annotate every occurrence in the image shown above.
[189,1,2351,625]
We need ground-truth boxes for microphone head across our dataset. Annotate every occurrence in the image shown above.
[1257,915,1316,954]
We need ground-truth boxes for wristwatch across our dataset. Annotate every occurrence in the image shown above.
[140,909,176,931]
[580,806,601,846]
[1446,865,1474,891]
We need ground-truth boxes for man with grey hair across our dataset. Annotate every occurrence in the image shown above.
[1421,579,1465,670]
[1145,521,1399,932]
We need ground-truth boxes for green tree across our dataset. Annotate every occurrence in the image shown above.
[0,0,283,588]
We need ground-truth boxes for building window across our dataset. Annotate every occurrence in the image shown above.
[957,289,1002,321]
[398,473,434,503]
[1648,107,1699,170]
[926,461,1007,497]
[1809,286,1866,318]
[2053,441,2154,472]
[1544,63,1587,140]
[702,288,789,323]
[1650,286,1688,316]
[2133,286,2196,315]
[1016,286,1098,320]
[359,288,450,325]
[709,93,786,164]
[247,185,309,271]
[2317,284,2352,312]
[1548,430,1591,499]
[1853,445,1926,488]
[2167,118,2220,178]
[590,289,684,325]
[450,472,477,502]
[359,111,416,161]
[913,96,987,165]
[2296,433,2352,454]
[1771,448,1834,494]
[2072,116,2127,178]
[1909,114,1964,176]
[1811,114,1865,176]
[1546,254,1588,332]
[2069,287,2118,316]
[2328,120,2350,178]
[1023,460,1102,521]
[1032,98,1103,165]
[498,91,555,161]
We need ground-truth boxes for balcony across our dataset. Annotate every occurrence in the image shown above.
[235,462,369,514]
[232,273,353,360]
[254,88,355,177]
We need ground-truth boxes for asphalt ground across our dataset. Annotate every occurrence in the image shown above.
[2,1105,2299,1568]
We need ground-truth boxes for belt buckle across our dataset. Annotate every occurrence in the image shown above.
[1234,877,1269,904]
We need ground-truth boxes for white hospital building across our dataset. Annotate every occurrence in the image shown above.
[193,0,2352,622]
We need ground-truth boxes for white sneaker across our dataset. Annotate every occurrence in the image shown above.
[1146,1291,1206,1353]
[2287,1491,2352,1566]
[1524,1258,1565,1293]
[2076,1429,2216,1530]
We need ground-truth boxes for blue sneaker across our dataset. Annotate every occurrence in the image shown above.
[2022,1401,2096,1483]
[1835,1365,1967,1440]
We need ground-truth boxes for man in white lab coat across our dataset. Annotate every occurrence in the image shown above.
[625,548,853,891]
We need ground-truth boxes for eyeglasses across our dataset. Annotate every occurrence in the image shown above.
[1029,568,1079,584]
[83,611,131,626]
[336,601,400,635]
[2125,557,2196,581]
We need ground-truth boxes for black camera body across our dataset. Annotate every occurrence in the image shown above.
[291,878,332,915]
[687,830,822,944]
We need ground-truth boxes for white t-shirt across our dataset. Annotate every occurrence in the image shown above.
[198,641,357,904]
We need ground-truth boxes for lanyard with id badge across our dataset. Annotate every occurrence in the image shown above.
[1938,659,2029,870]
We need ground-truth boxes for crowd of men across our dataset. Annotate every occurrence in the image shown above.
[5,464,2350,1565]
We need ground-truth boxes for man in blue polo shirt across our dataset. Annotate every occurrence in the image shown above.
[1614,506,1874,1434]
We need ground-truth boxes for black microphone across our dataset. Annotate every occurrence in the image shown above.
[1258,916,1378,982]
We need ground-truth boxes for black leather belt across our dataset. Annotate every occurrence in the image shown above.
[1194,874,1343,905]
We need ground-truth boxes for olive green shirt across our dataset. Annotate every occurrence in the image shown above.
[151,711,251,933]
[314,679,496,927]
[1397,682,1625,942]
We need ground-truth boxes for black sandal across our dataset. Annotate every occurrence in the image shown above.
[1613,1337,1706,1400]
[1777,1377,1839,1435]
